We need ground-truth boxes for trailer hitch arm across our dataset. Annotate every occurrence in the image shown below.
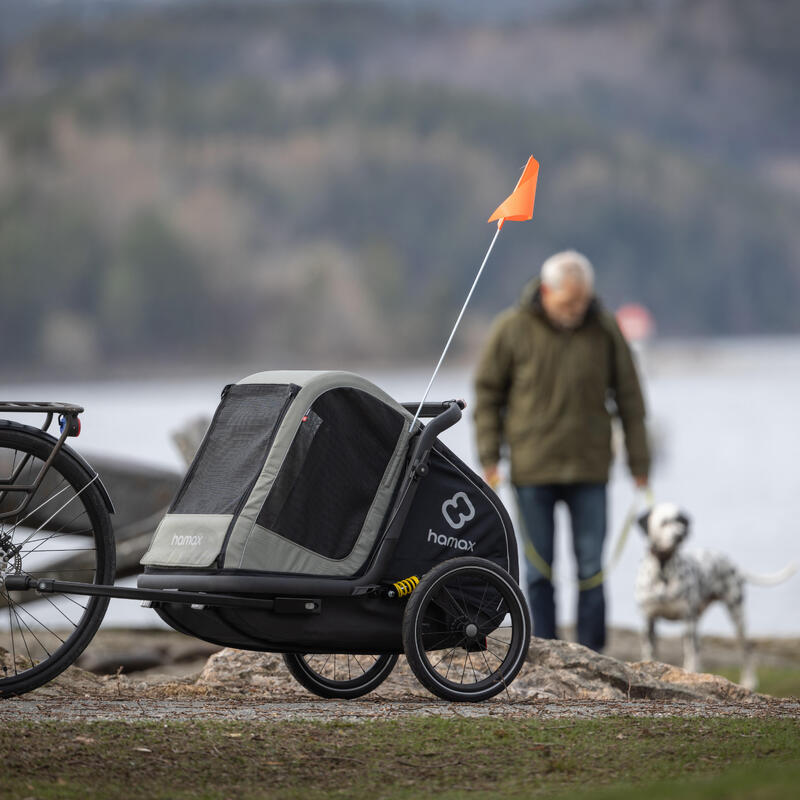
[3,574,277,611]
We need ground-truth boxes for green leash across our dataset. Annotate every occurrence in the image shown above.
[514,485,654,592]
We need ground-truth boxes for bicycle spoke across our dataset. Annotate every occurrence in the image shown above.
[9,597,53,662]
[468,651,480,683]
[480,607,509,629]
[17,475,98,548]
[483,645,503,669]
[459,650,469,684]
[7,482,73,540]
[42,594,81,629]
[60,594,90,612]
[308,653,332,674]
[442,647,458,681]
[431,644,459,674]
[441,585,470,619]
[14,603,37,670]
[421,631,459,652]
[479,643,499,677]
[18,531,92,545]
[5,591,18,675]
[22,509,93,557]
[12,601,66,645]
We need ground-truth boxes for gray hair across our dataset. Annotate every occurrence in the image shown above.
[540,250,594,290]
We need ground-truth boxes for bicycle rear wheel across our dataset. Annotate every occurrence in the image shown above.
[0,425,115,698]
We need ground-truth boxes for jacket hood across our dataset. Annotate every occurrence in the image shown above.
[519,276,543,309]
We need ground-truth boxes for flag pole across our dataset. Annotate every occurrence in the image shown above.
[408,154,537,433]
[409,220,504,432]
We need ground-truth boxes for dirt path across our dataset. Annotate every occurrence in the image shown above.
[3,692,799,722]
[3,628,798,723]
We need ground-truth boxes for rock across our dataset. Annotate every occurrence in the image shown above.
[516,637,758,702]
[186,638,760,703]
[195,649,287,690]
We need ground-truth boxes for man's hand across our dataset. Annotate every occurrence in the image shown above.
[483,464,501,490]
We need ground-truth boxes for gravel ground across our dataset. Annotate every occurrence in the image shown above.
[2,628,798,723]
[3,693,799,722]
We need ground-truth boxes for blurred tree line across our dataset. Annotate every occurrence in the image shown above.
[0,0,798,376]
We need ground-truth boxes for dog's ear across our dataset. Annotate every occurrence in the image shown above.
[677,512,691,535]
[637,509,652,535]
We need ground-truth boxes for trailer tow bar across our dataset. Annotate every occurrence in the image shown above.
[3,574,276,611]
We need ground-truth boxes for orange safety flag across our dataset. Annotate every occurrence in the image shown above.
[487,155,539,229]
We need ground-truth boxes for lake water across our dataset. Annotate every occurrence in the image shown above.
[4,337,799,637]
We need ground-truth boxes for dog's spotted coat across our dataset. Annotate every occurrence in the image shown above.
[635,502,756,690]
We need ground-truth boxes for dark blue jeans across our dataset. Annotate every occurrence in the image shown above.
[515,483,607,651]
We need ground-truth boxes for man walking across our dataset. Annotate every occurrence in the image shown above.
[473,250,649,651]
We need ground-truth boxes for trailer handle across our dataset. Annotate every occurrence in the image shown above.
[408,400,462,477]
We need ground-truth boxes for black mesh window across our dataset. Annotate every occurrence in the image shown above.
[170,384,297,515]
[256,388,405,559]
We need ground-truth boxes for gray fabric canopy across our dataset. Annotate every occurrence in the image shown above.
[141,371,413,576]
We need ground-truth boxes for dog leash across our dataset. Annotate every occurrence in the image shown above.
[512,484,654,591]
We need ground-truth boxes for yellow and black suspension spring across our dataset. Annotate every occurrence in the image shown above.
[391,576,419,597]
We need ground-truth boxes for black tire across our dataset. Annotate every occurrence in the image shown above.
[0,425,115,698]
[402,557,530,702]
[282,652,398,699]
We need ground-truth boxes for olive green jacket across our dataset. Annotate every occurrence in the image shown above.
[473,279,650,485]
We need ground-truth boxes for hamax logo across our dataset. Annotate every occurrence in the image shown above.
[428,529,475,552]
[171,534,204,547]
[441,491,475,530]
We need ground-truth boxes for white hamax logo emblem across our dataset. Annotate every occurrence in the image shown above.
[428,529,475,552]
[441,491,475,530]
[171,534,204,547]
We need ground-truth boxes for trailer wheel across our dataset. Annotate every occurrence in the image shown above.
[0,425,115,698]
[283,652,398,699]
[402,557,530,702]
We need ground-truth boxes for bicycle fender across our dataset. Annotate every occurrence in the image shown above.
[0,419,115,514]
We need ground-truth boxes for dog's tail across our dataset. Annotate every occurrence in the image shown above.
[743,562,799,587]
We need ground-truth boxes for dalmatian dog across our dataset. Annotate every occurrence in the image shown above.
[635,502,797,691]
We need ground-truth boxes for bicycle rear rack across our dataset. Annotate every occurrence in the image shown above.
[0,401,84,522]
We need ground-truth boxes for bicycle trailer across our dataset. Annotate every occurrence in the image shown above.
[1,372,530,701]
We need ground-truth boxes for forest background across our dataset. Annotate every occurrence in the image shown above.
[1,0,798,378]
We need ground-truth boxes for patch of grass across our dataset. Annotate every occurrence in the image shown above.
[713,666,800,698]
[555,760,800,800]
[1,717,798,799]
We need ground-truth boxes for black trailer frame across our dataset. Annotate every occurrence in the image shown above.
[3,399,464,611]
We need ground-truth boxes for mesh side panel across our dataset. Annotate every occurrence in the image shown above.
[256,387,405,560]
[171,384,296,516]
[256,409,322,527]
